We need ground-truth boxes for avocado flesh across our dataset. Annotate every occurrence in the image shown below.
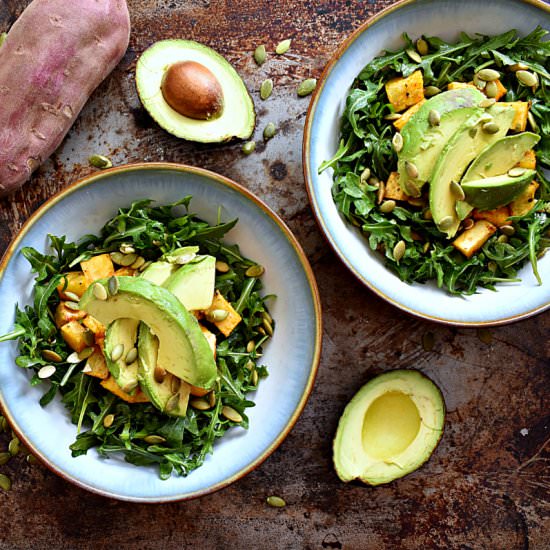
[398,88,485,195]
[139,261,177,286]
[429,103,516,237]
[461,170,536,211]
[136,39,255,143]
[104,318,140,394]
[79,276,216,389]
[333,370,445,485]
[462,132,540,182]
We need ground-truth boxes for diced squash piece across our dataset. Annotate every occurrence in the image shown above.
[509,180,539,217]
[393,98,426,130]
[60,320,92,352]
[472,206,510,227]
[83,349,109,380]
[55,302,86,328]
[57,271,88,299]
[200,325,217,358]
[485,79,506,101]
[114,267,137,277]
[447,81,477,91]
[499,102,528,132]
[82,315,106,337]
[384,171,409,201]
[207,290,242,337]
[517,149,536,170]
[452,220,497,258]
[100,376,150,403]
[81,254,115,285]
[189,384,210,397]
[385,70,424,112]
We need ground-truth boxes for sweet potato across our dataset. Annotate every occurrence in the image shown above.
[0,0,130,196]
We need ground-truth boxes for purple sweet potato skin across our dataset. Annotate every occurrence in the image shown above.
[0,0,130,196]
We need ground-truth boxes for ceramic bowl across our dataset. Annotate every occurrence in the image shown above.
[304,0,550,326]
[0,163,322,502]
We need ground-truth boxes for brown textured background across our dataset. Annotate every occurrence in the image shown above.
[0,1,548,548]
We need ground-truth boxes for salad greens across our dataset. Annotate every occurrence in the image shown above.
[320,28,550,295]
[0,198,273,479]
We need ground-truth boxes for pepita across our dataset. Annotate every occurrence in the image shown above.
[428,109,440,127]
[108,275,119,296]
[482,121,500,134]
[423,208,433,221]
[64,291,81,302]
[263,122,277,140]
[246,340,256,353]
[89,154,112,169]
[405,161,419,179]
[170,376,181,394]
[109,251,125,265]
[405,48,422,63]
[422,331,435,352]
[118,252,138,266]
[242,141,256,155]
[8,437,20,456]
[416,38,429,56]
[275,39,291,55]
[0,474,11,491]
[479,98,496,108]
[67,351,81,364]
[468,126,478,138]
[165,394,179,412]
[246,264,265,277]
[516,70,538,88]
[383,113,402,121]
[438,216,455,231]
[485,80,498,98]
[260,78,273,100]
[173,252,196,265]
[266,495,286,508]
[82,364,92,374]
[64,301,80,311]
[424,86,441,98]
[379,200,396,214]
[245,360,255,370]
[222,405,243,423]
[207,309,229,322]
[215,260,230,273]
[125,347,138,364]
[92,282,108,301]
[253,44,266,65]
[360,167,371,184]
[368,176,380,186]
[497,234,508,244]
[392,132,403,153]
[208,391,216,408]
[405,180,421,198]
[262,311,273,324]
[450,181,465,200]
[252,369,259,385]
[463,218,475,230]
[139,260,152,272]
[0,452,11,466]
[500,224,515,236]
[103,414,115,428]
[119,243,135,254]
[79,346,94,360]
[509,62,528,72]
[154,365,166,384]
[26,454,37,464]
[376,181,385,205]
[262,318,274,336]
[190,398,211,411]
[508,167,526,177]
[422,241,431,254]
[38,365,56,379]
[393,240,406,263]
[130,256,146,270]
[527,111,538,132]
[42,349,62,363]
[473,76,486,90]
[487,261,497,273]
[144,435,166,445]
[84,332,94,349]
[297,78,317,97]
[110,343,124,362]
[476,68,500,81]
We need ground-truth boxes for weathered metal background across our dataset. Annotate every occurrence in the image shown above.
[0,1,548,548]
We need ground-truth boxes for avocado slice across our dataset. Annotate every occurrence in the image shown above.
[398,88,485,195]
[461,169,536,211]
[429,103,516,237]
[462,132,540,182]
[136,40,255,143]
[79,276,216,389]
[333,369,445,485]
[140,261,177,285]
[104,318,140,394]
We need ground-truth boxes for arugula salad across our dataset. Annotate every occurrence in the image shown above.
[320,28,550,294]
[0,198,273,479]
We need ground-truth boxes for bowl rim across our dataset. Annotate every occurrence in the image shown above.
[0,162,323,502]
[302,0,550,327]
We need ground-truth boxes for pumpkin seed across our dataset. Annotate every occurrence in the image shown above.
[262,311,273,325]
[246,264,265,277]
[473,76,486,90]
[422,241,431,253]
[144,435,166,445]
[383,113,402,121]
[516,70,538,88]
[258,326,266,336]
[487,261,497,273]
[424,86,441,98]
[407,197,425,207]
[0,452,11,466]
[392,132,403,153]
[110,251,125,264]
[222,405,243,423]
[422,331,435,352]
[130,256,146,270]
[246,340,256,353]
[26,454,37,464]
[103,414,115,428]
[42,349,62,363]
[64,291,81,303]
[266,495,286,508]
[215,260,230,273]
[438,216,455,231]
[423,208,433,221]
[468,126,478,138]
[92,282,108,301]
[260,78,273,100]
[262,318,274,336]
[108,276,119,296]
[253,44,266,65]
[0,416,7,433]
[275,39,291,55]
[89,154,112,169]
[297,78,317,97]
[416,38,429,56]
[360,167,371,184]
[405,48,422,63]
[405,161,419,179]
[8,437,20,456]
[119,243,135,254]
[64,301,80,311]
[479,98,496,108]
[38,365,56,379]
[139,260,152,272]
[527,112,538,132]
[477,328,492,345]
[252,369,259,385]
[482,121,500,134]
[428,109,440,127]
[67,351,81,364]
[476,68,500,81]
[485,80,499,98]
[263,122,277,140]
[405,180,421,198]
[125,347,138,364]
[207,309,229,322]
[509,62,528,72]
[242,140,256,155]
[190,398,211,410]
[110,343,124,362]
[82,364,93,374]
[171,376,181,394]
[83,330,95,347]
[497,235,508,244]
[500,225,515,236]
[479,113,493,124]
[165,394,179,412]
[173,252,196,265]
[208,391,216,408]
[463,218,475,230]
[379,200,396,214]
[118,252,138,266]
[393,240,406,262]
[376,181,385,205]
[0,474,11,491]
[450,181,465,200]
[508,167,526,177]
[79,346,94,360]
[154,365,166,384]
[368,176,380,186]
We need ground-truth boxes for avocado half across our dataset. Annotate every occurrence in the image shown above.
[136,39,255,143]
[333,369,445,485]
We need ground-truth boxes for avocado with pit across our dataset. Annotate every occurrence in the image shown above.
[462,132,540,182]
[461,169,536,211]
[333,369,445,485]
[429,103,516,238]
[136,40,255,143]
[78,276,216,389]
[104,318,140,394]
[398,88,485,195]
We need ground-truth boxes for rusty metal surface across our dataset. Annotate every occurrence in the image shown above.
[0,1,548,548]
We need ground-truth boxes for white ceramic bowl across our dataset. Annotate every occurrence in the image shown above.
[304,0,550,326]
[0,163,321,502]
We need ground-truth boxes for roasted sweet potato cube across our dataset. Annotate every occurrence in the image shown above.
[207,290,242,337]
[82,315,106,337]
[499,102,529,132]
[83,349,109,380]
[472,206,510,227]
[393,99,426,130]
[55,302,87,328]
[100,376,150,403]
[384,171,409,201]
[81,254,115,285]
[447,81,477,91]
[509,181,539,217]
[60,320,93,352]
[452,220,497,258]
[385,70,424,112]
[517,149,536,170]
[57,271,88,299]
[200,325,217,358]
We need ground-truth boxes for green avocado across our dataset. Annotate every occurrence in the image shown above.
[461,169,536,211]
[398,88,485,195]
[429,103,516,237]
[136,39,255,143]
[462,132,540,182]
[79,276,216,388]
[104,318,140,394]
[140,261,177,286]
[333,370,445,485]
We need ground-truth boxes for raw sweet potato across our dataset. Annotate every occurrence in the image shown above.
[0,0,130,196]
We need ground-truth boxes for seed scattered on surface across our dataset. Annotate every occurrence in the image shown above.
[139,260,152,272]
[190,398,211,410]
[165,394,179,412]
[222,405,243,423]
[379,200,396,214]
[0,474,11,491]
[79,346,94,360]
[422,331,435,352]
[405,161,419,179]
[509,62,529,72]
[253,44,266,65]
[144,435,166,445]
[376,181,385,205]
[130,256,146,270]
[89,154,112,169]
[208,391,216,408]
[215,260,230,273]
[260,78,274,100]
[423,208,433,221]
[252,369,259,385]
[246,340,256,353]
[508,167,526,177]
[527,112,538,132]
[26,454,37,464]
[92,282,108,301]
[103,414,115,428]
[110,251,125,265]
[42,349,62,363]
[487,261,497,273]
[66,352,81,363]
[424,86,441,98]
[266,495,286,508]
[297,78,317,97]
[82,364,93,373]
[405,47,422,63]
[438,216,455,231]
[263,122,277,140]
[477,328,492,345]
[242,140,256,155]
[422,241,430,253]
[479,98,496,108]
[64,301,80,311]
[393,240,406,262]
[450,181,465,200]
[246,264,265,277]
[64,291,81,303]
[154,365,166,384]
[275,39,291,55]
[500,224,515,236]
[360,167,371,184]
[262,318,274,336]
[0,452,11,466]
[118,252,138,266]
[428,109,440,127]
[497,234,508,244]
[392,132,403,153]
[38,365,56,379]
[110,343,124,362]
[8,437,20,456]
[173,252,196,265]
[406,180,421,198]
[170,376,181,394]
[416,37,429,56]
[262,311,273,325]
[473,76,486,90]
[108,276,119,296]
[485,80,499,98]
[516,70,538,88]
[245,360,255,371]
[476,68,500,81]
[84,331,95,348]
[384,112,402,121]
[482,121,500,134]
[469,126,478,138]
[125,347,138,364]
[207,309,229,322]
[463,218,475,230]
[119,243,135,254]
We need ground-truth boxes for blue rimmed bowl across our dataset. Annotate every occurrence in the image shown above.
[0,163,322,502]
[304,0,550,326]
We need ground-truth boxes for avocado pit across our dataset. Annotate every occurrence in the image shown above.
[161,60,224,120]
